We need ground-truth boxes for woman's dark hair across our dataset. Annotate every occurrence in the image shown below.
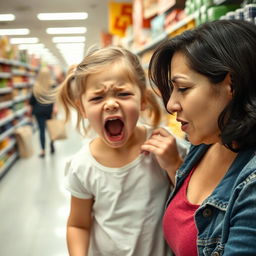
[148,20,256,152]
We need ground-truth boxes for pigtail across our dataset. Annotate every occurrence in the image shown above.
[57,70,80,122]
[57,66,90,135]
[145,89,162,128]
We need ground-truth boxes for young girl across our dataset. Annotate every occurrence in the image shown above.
[58,47,188,256]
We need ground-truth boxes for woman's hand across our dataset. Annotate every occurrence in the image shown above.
[141,127,183,184]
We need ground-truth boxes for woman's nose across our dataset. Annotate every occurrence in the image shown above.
[167,94,181,114]
[104,98,119,112]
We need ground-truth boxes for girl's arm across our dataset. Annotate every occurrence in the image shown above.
[67,196,94,256]
[141,127,183,185]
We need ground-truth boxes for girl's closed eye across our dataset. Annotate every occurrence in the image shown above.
[118,92,133,97]
[90,96,103,102]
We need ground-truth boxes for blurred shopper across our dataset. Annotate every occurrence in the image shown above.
[29,67,56,158]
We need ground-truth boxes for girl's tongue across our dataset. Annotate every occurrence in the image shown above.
[105,119,124,136]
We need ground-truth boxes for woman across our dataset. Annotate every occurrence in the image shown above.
[143,20,256,255]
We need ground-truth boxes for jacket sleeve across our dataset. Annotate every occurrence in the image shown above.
[223,170,256,255]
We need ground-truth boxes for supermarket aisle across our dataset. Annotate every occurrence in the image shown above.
[0,121,85,256]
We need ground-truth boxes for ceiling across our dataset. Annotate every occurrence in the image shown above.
[0,0,126,69]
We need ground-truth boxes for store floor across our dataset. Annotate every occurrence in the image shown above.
[0,122,85,256]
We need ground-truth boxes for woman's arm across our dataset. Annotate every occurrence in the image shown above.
[67,196,94,256]
[141,127,183,185]
[224,175,256,255]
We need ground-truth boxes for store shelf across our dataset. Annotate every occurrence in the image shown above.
[213,0,242,5]
[0,58,12,65]
[0,87,12,94]
[0,152,18,179]
[12,70,28,76]
[15,117,30,129]
[15,107,28,117]
[166,13,196,35]
[0,100,13,110]
[0,58,38,71]
[0,127,15,142]
[0,72,11,79]
[13,82,30,88]
[0,114,15,127]
[0,139,16,158]
[134,14,196,56]
[13,94,31,103]
[0,58,37,179]
[134,33,168,55]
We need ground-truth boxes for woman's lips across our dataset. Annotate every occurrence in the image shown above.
[177,119,188,132]
[181,122,188,132]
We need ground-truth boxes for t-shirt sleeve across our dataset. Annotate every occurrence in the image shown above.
[64,158,93,199]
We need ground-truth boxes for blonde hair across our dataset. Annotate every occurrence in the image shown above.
[33,67,54,101]
[57,46,161,134]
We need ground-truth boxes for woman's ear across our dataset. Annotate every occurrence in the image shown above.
[224,73,233,98]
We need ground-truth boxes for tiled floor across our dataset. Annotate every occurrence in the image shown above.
[0,122,84,256]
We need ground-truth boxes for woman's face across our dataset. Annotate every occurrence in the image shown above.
[167,52,232,145]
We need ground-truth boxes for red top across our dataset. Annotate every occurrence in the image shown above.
[163,168,199,256]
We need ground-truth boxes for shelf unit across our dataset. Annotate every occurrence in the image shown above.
[132,12,196,139]
[0,58,38,179]
[129,0,244,139]
[133,13,196,56]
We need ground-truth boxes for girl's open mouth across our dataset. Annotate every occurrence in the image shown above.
[104,118,125,142]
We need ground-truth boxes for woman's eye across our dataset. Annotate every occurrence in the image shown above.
[177,87,188,92]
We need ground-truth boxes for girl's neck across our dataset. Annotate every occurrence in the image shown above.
[90,126,147,168]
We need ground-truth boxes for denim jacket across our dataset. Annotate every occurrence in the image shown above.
[166,144,256,256]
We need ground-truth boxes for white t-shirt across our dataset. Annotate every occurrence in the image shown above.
[65,127,183,256]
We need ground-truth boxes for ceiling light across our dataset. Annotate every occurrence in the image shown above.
[56,44,84,66]
[0,29,29,35]
[52,36,85,43]
[37,12,88,20]
[10,37,39,44]
[43,56,59,64]
[46,27,87,34]
[56,43,85,50]
[18,43,45,50]
[62,53,84,66]
[0,14,15,21]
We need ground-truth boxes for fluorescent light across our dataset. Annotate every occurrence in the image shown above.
[62,53,84,66]
[10,37,39,44]
[52,36,85,43]
[0,29,29,35]
[37,12,88,20]
[46,27,87,34]
[56,44,84,66]
[56,43,85,50]
[18,43,45,50]
[59,49,84,55]
[0,14,15,21]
